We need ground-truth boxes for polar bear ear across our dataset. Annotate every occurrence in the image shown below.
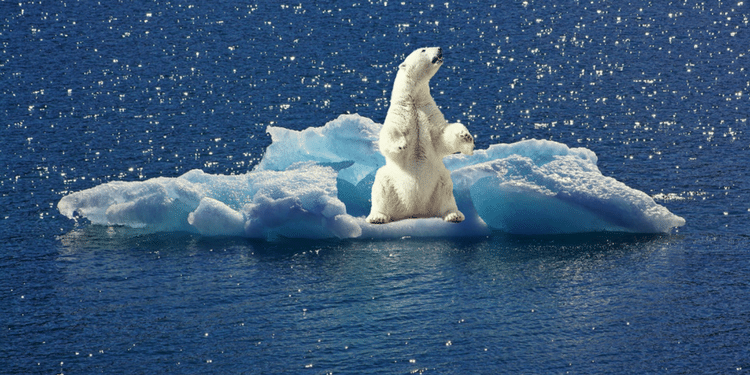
[399,62,407,69]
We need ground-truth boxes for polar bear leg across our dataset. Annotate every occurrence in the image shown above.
[367,168,400,224]
[430,173,464,223]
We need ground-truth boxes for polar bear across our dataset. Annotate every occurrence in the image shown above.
[366,47,474,224]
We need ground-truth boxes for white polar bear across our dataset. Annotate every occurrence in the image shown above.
[367,47,475,224]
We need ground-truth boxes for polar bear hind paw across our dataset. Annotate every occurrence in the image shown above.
[443,211,465,223]
[366,212,392,224]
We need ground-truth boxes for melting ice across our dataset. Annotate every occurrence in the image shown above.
[58,114,685,239]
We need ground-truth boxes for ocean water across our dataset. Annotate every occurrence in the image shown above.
[2,0,749,373]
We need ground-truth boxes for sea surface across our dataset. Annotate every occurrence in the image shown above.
[2,0,749,373]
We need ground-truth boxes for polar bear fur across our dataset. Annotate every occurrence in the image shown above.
[367,47,474,224]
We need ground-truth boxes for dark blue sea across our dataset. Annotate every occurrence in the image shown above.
[3,0,749,373]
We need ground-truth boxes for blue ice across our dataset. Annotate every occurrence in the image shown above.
[58,114,685,239]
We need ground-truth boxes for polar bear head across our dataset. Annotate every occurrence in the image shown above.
[398,47,444,84]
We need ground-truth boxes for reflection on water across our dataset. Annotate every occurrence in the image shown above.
[49,228,690,373]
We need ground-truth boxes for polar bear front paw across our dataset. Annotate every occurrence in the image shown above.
[443,123,475,156]
[457,131,474,156]
[367,212,392,224]
[443,211,465,223]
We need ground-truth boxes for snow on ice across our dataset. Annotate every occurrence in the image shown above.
[58,114,685,239]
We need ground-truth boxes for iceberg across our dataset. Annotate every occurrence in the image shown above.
[58,114,685,239]
[58,164,362,240]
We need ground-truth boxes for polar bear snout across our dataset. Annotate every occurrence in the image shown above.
[431,47,443,64]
